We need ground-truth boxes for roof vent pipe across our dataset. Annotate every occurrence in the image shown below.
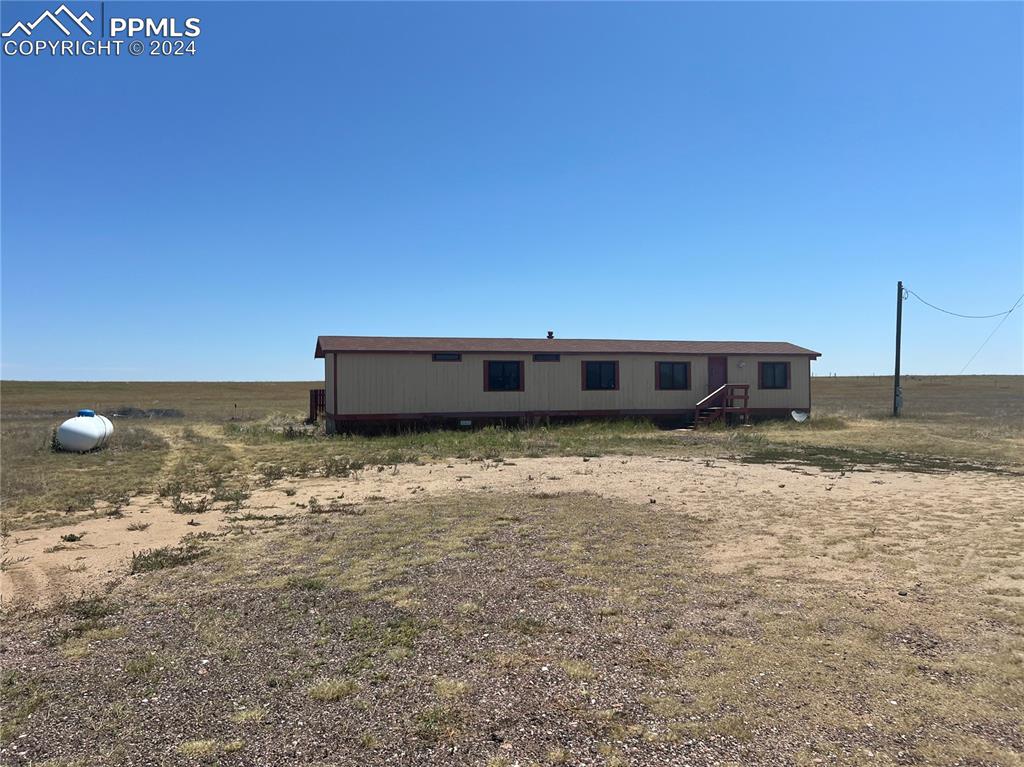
[546,330,554,339]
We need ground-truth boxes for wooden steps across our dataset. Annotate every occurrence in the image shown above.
[693,384,750,428]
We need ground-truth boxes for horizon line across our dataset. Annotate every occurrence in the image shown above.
[3,373,1023,385]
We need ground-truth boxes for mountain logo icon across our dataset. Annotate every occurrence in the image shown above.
[2,4,94,37]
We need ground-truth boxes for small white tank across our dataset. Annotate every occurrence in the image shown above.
[57,410,114,452]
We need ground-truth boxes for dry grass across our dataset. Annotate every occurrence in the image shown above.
[560,659,597,681]
[1,377,1022,762]
[433,677,470,699]
[0,380,317,422]
[4,478,1020,763]
[309,677,360,701]
[763,374,1024,466]
[0,419,170,528]
[3,376,1020,532]
[229,708,265,724]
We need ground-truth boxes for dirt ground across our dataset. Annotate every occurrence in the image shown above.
[2,451,1022,766]
[4,454,1020,609]
[2,377,1022,766]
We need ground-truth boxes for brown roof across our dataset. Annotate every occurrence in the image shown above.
[315,336,820,358]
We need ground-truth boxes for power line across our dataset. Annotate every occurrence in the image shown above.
[906,288,1023,319]
[959,294,1024,374]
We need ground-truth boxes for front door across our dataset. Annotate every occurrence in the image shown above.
[708,356,727,392]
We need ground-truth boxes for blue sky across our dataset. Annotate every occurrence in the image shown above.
[2,1,1021,380]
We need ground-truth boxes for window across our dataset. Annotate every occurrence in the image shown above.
[432,353,461,362]
[582,361,618,390]
[533,353,560,362]
[759,361,790,389]
[484,360,524,391]
[656,361,690,390]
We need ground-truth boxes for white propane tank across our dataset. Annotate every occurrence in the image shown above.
[56,410,114,452]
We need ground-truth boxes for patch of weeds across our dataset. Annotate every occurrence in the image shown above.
[181,425,207,443]
[711,713,752,741]
[286,574,326,591]
[78,626,127,642]
[130,539,206,574]
[65,595,118,620]
[509,616,548,636]
[125,654,160,679]
[257,463,286,485]
[126,521,151,532]
[177,733,244,757]
[342,615,421,672]
[0,670,48,741]
[413,704,462,742]
[212,484,250,509]
[230,708,265,724]
[433,677,469,699]
[641,694,688,718]
[490,651,529,671]
[289,460,319,479]
[323,456,364,478]
[280,424,311,440]
[100,496,131,522]
[171,494,210,514]
[50,597,119,648]
[60,532,85,543]
[347,616,420,650]
[385,645,412,661]
[230,511,287,523]
[309,677,359,701]
[308,496,364,515]
[590,709,644,741]
[561,659,597,681]
[665,628,693,648]
[158,478,185,498]
[741,443,1017,476]
[61,626,128,659]
[547,747,570,764]
[357,732,379,749]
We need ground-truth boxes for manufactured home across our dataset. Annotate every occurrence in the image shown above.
[314,336,820,432]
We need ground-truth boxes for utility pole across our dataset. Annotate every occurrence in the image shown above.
[893,280,903,417]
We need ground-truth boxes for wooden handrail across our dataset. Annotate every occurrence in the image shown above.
[695,384,729,409]
[694,383,752,428]
[695,383,751,409]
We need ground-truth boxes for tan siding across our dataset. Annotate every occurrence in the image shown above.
[333,353,812,415]
[325,353,336,413]
[727,356,810,409]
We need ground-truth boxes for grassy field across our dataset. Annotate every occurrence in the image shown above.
[1,376,1022,765]
[1,376,1021,531]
